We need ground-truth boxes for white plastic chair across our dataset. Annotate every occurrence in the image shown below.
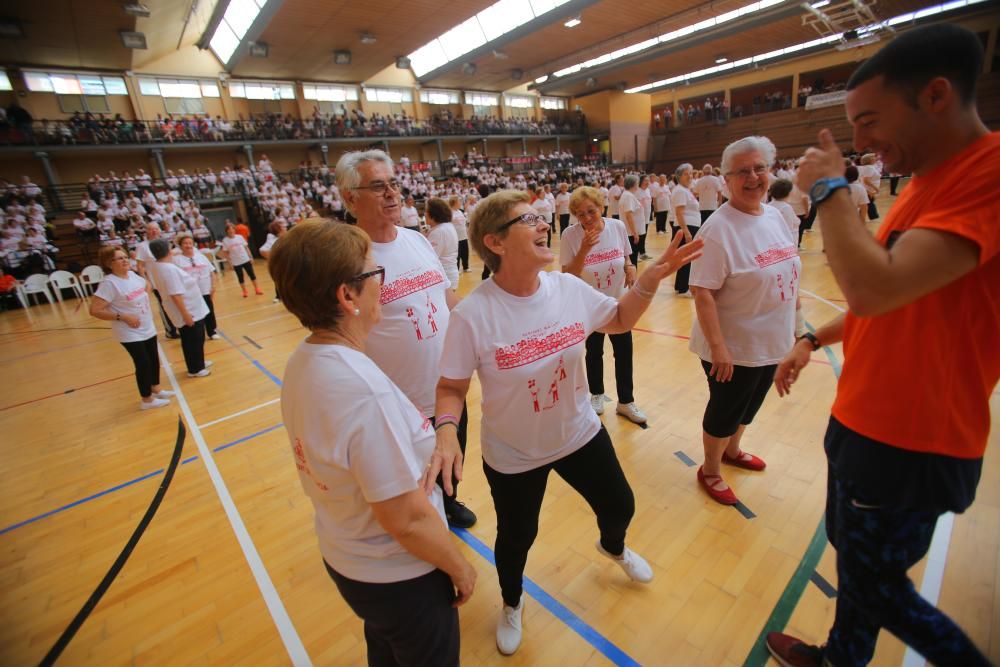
[79,264,105,295]
[201,246,226,273]
[20,274,54,305]
[48,270,86,302]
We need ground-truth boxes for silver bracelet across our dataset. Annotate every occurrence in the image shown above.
[632,283,656,300]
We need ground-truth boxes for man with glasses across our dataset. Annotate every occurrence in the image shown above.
[338,149,477,529]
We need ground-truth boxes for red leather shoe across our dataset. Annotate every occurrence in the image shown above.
[765,632,825,667]
[721,450,766,471]
[697,466,738,505]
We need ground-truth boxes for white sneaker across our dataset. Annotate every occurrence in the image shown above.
[640,254,652,260]
[496,596,524,655]
[616,402,648,424]
[153,390,175,399]
[140,397,170,411]
[595,541,654,583]
[590,394,605,415]
[273,297,280,303]
[204,360,214,368]
[209,334,222,340]
[187,368,211,378]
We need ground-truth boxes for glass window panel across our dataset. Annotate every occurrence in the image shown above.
[103,76,128,95]
[210,22,240,63]
[24,72,53,92]
[223,0,259,39]
[200,81,220,97]
[84,94,110,113]
[0,72,11,91]
[78,75,105,95]
[439,16,487,61]
[409,40,448,77]
[478,0,534,41]
[51,74,82,95]
[279,84,295,99]
[528,0,555,15]
[229,81,245,97]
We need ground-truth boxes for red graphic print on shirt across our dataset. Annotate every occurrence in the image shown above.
[293,438,329,491]
[495,322,585,370]
[380,270,444,305]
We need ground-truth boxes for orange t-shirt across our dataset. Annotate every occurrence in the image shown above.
[235,223,250,241]
[832,132,1000,460]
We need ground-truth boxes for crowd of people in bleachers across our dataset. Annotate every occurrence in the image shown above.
[4,107,586,147]
[0,177,58,279]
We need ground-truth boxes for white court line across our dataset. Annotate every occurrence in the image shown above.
[201,398,281,428]
[159,345,312,666]
[800,288,847,313]
[246,312,294,327]
[216,302,279,321]
[901,512,956,667]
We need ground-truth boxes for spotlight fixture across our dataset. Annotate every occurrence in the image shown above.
[333,49,352,65]
[564,15,581,28]
[462,62,477,75]
[249,42,269,57]
[585,77,596,88]
[510,68,523,80]
[120,31,148,49]
[492,49,509,60]
[360,32,376,45]
[395,56,411,69]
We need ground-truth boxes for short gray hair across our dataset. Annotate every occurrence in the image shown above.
[721,136,776,175]
[335,149,395,214]
[674,163,693,181]
[624,174,639,189]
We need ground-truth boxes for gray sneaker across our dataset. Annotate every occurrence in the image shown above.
[616,402,648,424]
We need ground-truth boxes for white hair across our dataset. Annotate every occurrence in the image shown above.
[674,163,693,181]
[720,136,776,175]
[335,149,395,214]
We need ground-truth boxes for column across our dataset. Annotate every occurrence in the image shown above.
[150,148,168,181]
[34,151,61,212]
[436,138,445,178]
[243,144,255,168]
[791,72,801,109]
[320,144,329,165]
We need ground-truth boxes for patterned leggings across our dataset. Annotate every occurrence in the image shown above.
[824,469,990,666]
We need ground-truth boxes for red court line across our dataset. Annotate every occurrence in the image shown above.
[632,326,833,366]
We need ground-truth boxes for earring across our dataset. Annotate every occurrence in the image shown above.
[354,308,361,316]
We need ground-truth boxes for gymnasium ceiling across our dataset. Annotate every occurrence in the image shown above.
[0,0,992,98]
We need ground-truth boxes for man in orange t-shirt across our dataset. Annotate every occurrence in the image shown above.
[766,24,997,667]
[233,219,250,242]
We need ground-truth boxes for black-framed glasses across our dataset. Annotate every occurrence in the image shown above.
[497,212,550,232]
[351,179,402,195]
[350,265,385,286]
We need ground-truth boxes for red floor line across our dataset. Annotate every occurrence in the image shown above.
[0,373,132,412]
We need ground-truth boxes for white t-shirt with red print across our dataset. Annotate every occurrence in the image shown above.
[688,203,801,366]
[559,217,632,298]
[94,271,157,343]
[281,342,446,583]
[221,234,251,266]
[440,271,618,474]
[367,228,451,417]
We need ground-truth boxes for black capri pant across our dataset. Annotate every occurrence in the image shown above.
[120,335,160,398]
[700,360,776,438]
[233,261,257,284]
[483,426,635,608]
[325,563,459,667]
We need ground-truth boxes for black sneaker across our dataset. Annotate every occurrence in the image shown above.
[444,499,477,528]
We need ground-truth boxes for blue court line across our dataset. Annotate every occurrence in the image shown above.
[0,423,284,536]
[674,451,697,467]
[452,527,642,667]
[218,329,283,387]
[734,502,757,519]
[809,571,838,598]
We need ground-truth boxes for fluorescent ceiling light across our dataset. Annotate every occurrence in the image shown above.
[810,0,831,7]
[535,75,549,83]
[564,16,581,27]
[715,56,728,63]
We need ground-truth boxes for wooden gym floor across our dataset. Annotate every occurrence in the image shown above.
[1,188,998,666]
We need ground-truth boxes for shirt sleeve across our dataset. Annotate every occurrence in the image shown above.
[559,226,580,267]
[94,278,117,303]
[346,395,424,503]
[439,308,478,380]
[689,232,730,290]
[158,264,185,296]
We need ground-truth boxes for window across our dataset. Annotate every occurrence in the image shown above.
[57,94,111,114]
[164,98,206,115]
[303,83,359,102]
[0,72,12,91]
[419,89,460,105]
[465,92,498,106]
[24,71,129,95]
[208,0,268,63]
[365,87,413,103]
[540,96,567,110]
[138,78,161,95]
[229,79,296,100]
[504,94,535,108]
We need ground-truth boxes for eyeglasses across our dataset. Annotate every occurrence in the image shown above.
[497,212,550,232]
[350,265,385,286]
[352,179,402,195]
[727,164,769,179]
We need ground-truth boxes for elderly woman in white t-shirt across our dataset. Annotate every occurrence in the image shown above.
[269,220,476,666]
[149,238,212,378]
[425,198,460,290]
[89,245,175,411]
[671,163,702,296]
[219,222,262,297]
[618,174,643,266]
[174,232,219,339]
[430,189,702,656]
[689,136,801,505]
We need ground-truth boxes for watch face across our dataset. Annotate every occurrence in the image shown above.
[810,181,830,201]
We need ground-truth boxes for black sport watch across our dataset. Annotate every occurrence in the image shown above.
[797,332,821,351]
